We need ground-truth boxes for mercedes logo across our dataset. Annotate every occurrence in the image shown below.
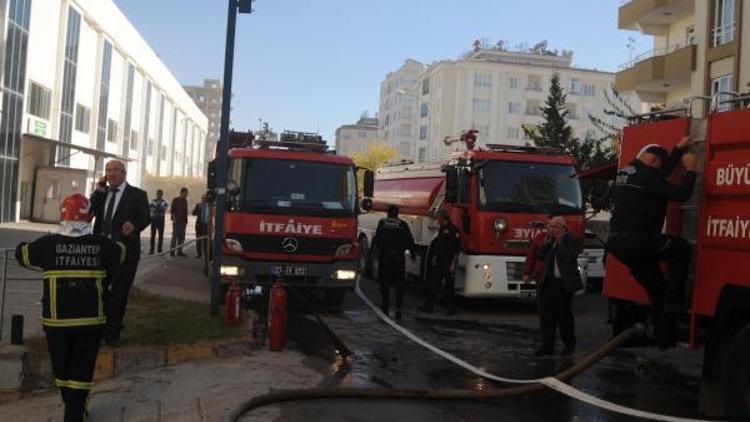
[282,237,299,253]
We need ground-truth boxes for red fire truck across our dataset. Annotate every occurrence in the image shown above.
[210,131,374,307]
[358,131,587,299]
[602,94,750,418]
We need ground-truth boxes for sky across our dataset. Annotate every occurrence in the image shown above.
[114,0,650,144]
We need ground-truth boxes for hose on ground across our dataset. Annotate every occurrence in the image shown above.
[226,324,644,421]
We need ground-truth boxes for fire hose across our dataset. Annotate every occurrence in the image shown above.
[227,283,720,422]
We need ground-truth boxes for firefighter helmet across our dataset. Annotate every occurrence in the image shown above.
[60,193,93,222]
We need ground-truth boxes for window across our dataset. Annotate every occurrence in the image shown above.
[568,104,578,119]
[527,75,542,91]
[713,0,736,46]
[526,100,542,116]
[27,82,51,119]
[508,102,521,114]
[712,74,735,111]
[509,77,520,90]
[507,126,520,139]
[358,131,367,139]
[420,103,428,117]
[161,144,167,158]
[474,73,492,87]
[74,104,90,133]
[419,125,428,140]
[95,40,112,173]
[107,119,118,143]
[583,84,596,97]
[472,99,490,113]
[569,78,581,95]
[418,147,426,162]
[122,64,135,154]
[384,114,390,125]
[422,78,430,95]
[130,130,138,150]
[148,138,154,156]
[57,7,82,166]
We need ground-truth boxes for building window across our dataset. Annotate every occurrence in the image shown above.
[526,100,542,116]
[712,74,735,111]
[358,131,367,139]
[140,82,153,161]
[107,119,118,143]
[74,104,90,133]
[507,102,521,114]
[130,130,138,150]
[474,73,491,87]
[95,40,112,172]
[713,0,736,46]
[568,103,578,119]
[27,82,51,119]
[57,7,82,166]
[569,78,582,95]
[527,75,542,91]
[472,99,490,113]
[509,77,520,90]
[507,126,520,139]
[420,103,428,117]
[161,144,167,158]
[422,78,430,95]
[148,138,154,156]
[583,84,596,97]
[384,114,390,125]
[418,147,426,162]
[419,125,428,140]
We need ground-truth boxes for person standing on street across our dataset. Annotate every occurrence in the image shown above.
[371,205,416,321]
[523,215,583,356]
[170,187,189,257]
[16,193,126,421]
[419,209,461,315]
[607,137,697,348]
[149,189,168,255]
[192,193,209,258]
[90,159,150,345]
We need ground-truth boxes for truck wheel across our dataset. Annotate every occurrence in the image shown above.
[325,289,347,308]
[359,236,369,276]
[725,322,750,419]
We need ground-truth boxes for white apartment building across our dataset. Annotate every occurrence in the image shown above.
[381,45,616,162]
[379,59,425,158]
[184,78,222,160]
[335,116,380,157]
[0,0,208,223]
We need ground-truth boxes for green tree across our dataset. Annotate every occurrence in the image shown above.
[350,143,397,197]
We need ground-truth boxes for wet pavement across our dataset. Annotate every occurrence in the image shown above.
[272,278,708,422]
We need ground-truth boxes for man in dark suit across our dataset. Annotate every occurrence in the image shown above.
[90,159,150,344]
[523,215,583,356]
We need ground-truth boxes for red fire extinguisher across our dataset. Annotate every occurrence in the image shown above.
[268,282,287,351]
[225,282,241,326]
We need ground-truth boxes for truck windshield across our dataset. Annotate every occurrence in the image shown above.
[478,161,582,214]
[234,158,357,216]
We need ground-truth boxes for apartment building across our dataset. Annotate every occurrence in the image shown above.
[616,0,750,113]
[335,116,380,157]
[381,45,616,162]
[0,0,208,223]
[379,59,425,158]
[184,78,222,160]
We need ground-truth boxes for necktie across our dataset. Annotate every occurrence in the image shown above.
[102,187,119,237]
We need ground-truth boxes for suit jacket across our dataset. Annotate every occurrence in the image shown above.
[524,232,583,293]
[91,183,150,262]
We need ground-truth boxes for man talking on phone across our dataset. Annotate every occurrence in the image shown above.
[90,159,150,345]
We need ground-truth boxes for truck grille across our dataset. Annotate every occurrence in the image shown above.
[506,262,525,281]
[232,234,350,256]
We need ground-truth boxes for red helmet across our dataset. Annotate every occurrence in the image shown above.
[60,193,92,222]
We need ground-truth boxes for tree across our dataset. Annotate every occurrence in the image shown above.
[523,73,617,217]
[587,83,637,153]
[350,143,397,197]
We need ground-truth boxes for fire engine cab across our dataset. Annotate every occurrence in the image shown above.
[358,130,587,299]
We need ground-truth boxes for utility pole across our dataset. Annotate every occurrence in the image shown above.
[211,0,253,316]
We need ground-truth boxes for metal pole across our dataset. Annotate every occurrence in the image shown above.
[211,0,239,316]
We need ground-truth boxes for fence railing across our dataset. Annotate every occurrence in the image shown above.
[618,38,695,71]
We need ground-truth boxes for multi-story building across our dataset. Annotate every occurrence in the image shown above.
[378,59,425,159]
[381,45,617,162]
[184,78,222,160]
[0,0,208,223]
[616,0,749,114]
[335,116,380,157]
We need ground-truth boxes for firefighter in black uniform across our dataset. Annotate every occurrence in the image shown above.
[607,137,697,347]
[420,209,461,315]
[372,205,416,321]
[15,193,125,422]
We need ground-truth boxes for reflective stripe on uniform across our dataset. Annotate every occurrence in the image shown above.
[43,270,107,279]
[50,277,57,319]
[55,378,93,390]
[42,316,106,327]
[21,244,30,268]
[117,241,126,264]
[96,277,103,318]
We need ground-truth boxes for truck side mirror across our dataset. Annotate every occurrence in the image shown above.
[363,170,375,198]
[445,167,458,203]
[458,168,470,203]
[361,197,373,212]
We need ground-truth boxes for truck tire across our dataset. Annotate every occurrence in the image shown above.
[359,235,369,276]
[725,322,750,419]
[325,289,347,308]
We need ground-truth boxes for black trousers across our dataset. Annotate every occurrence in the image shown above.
[170,220,187,254]
[379,257,405,314]
[149,217,165,254]
[195,223,207,257]
[424,264,456,312]
[47,331,101,422]
[607,233,692,314]
[107,259,138,332]
[538,279,576,351]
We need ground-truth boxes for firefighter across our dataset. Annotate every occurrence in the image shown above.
[607,137,697,348]
[371,205,416,321]
[419,208,461,316]
[15,193,125,422]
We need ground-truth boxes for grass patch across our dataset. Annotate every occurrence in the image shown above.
[120,288,244,346]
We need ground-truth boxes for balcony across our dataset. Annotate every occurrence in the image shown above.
[615,41,696,100]
[619,0,693,35]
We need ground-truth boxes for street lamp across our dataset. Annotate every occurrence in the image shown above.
[211,0,253,316]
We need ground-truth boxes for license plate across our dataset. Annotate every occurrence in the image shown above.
[520,290,537,301]
[270,265,307,277]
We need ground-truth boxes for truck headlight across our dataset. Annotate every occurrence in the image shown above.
[334,270,357,280]
[220,265,241,276]
[335,244,354,258]
[225,238,243,252]
[493,218,508,232]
